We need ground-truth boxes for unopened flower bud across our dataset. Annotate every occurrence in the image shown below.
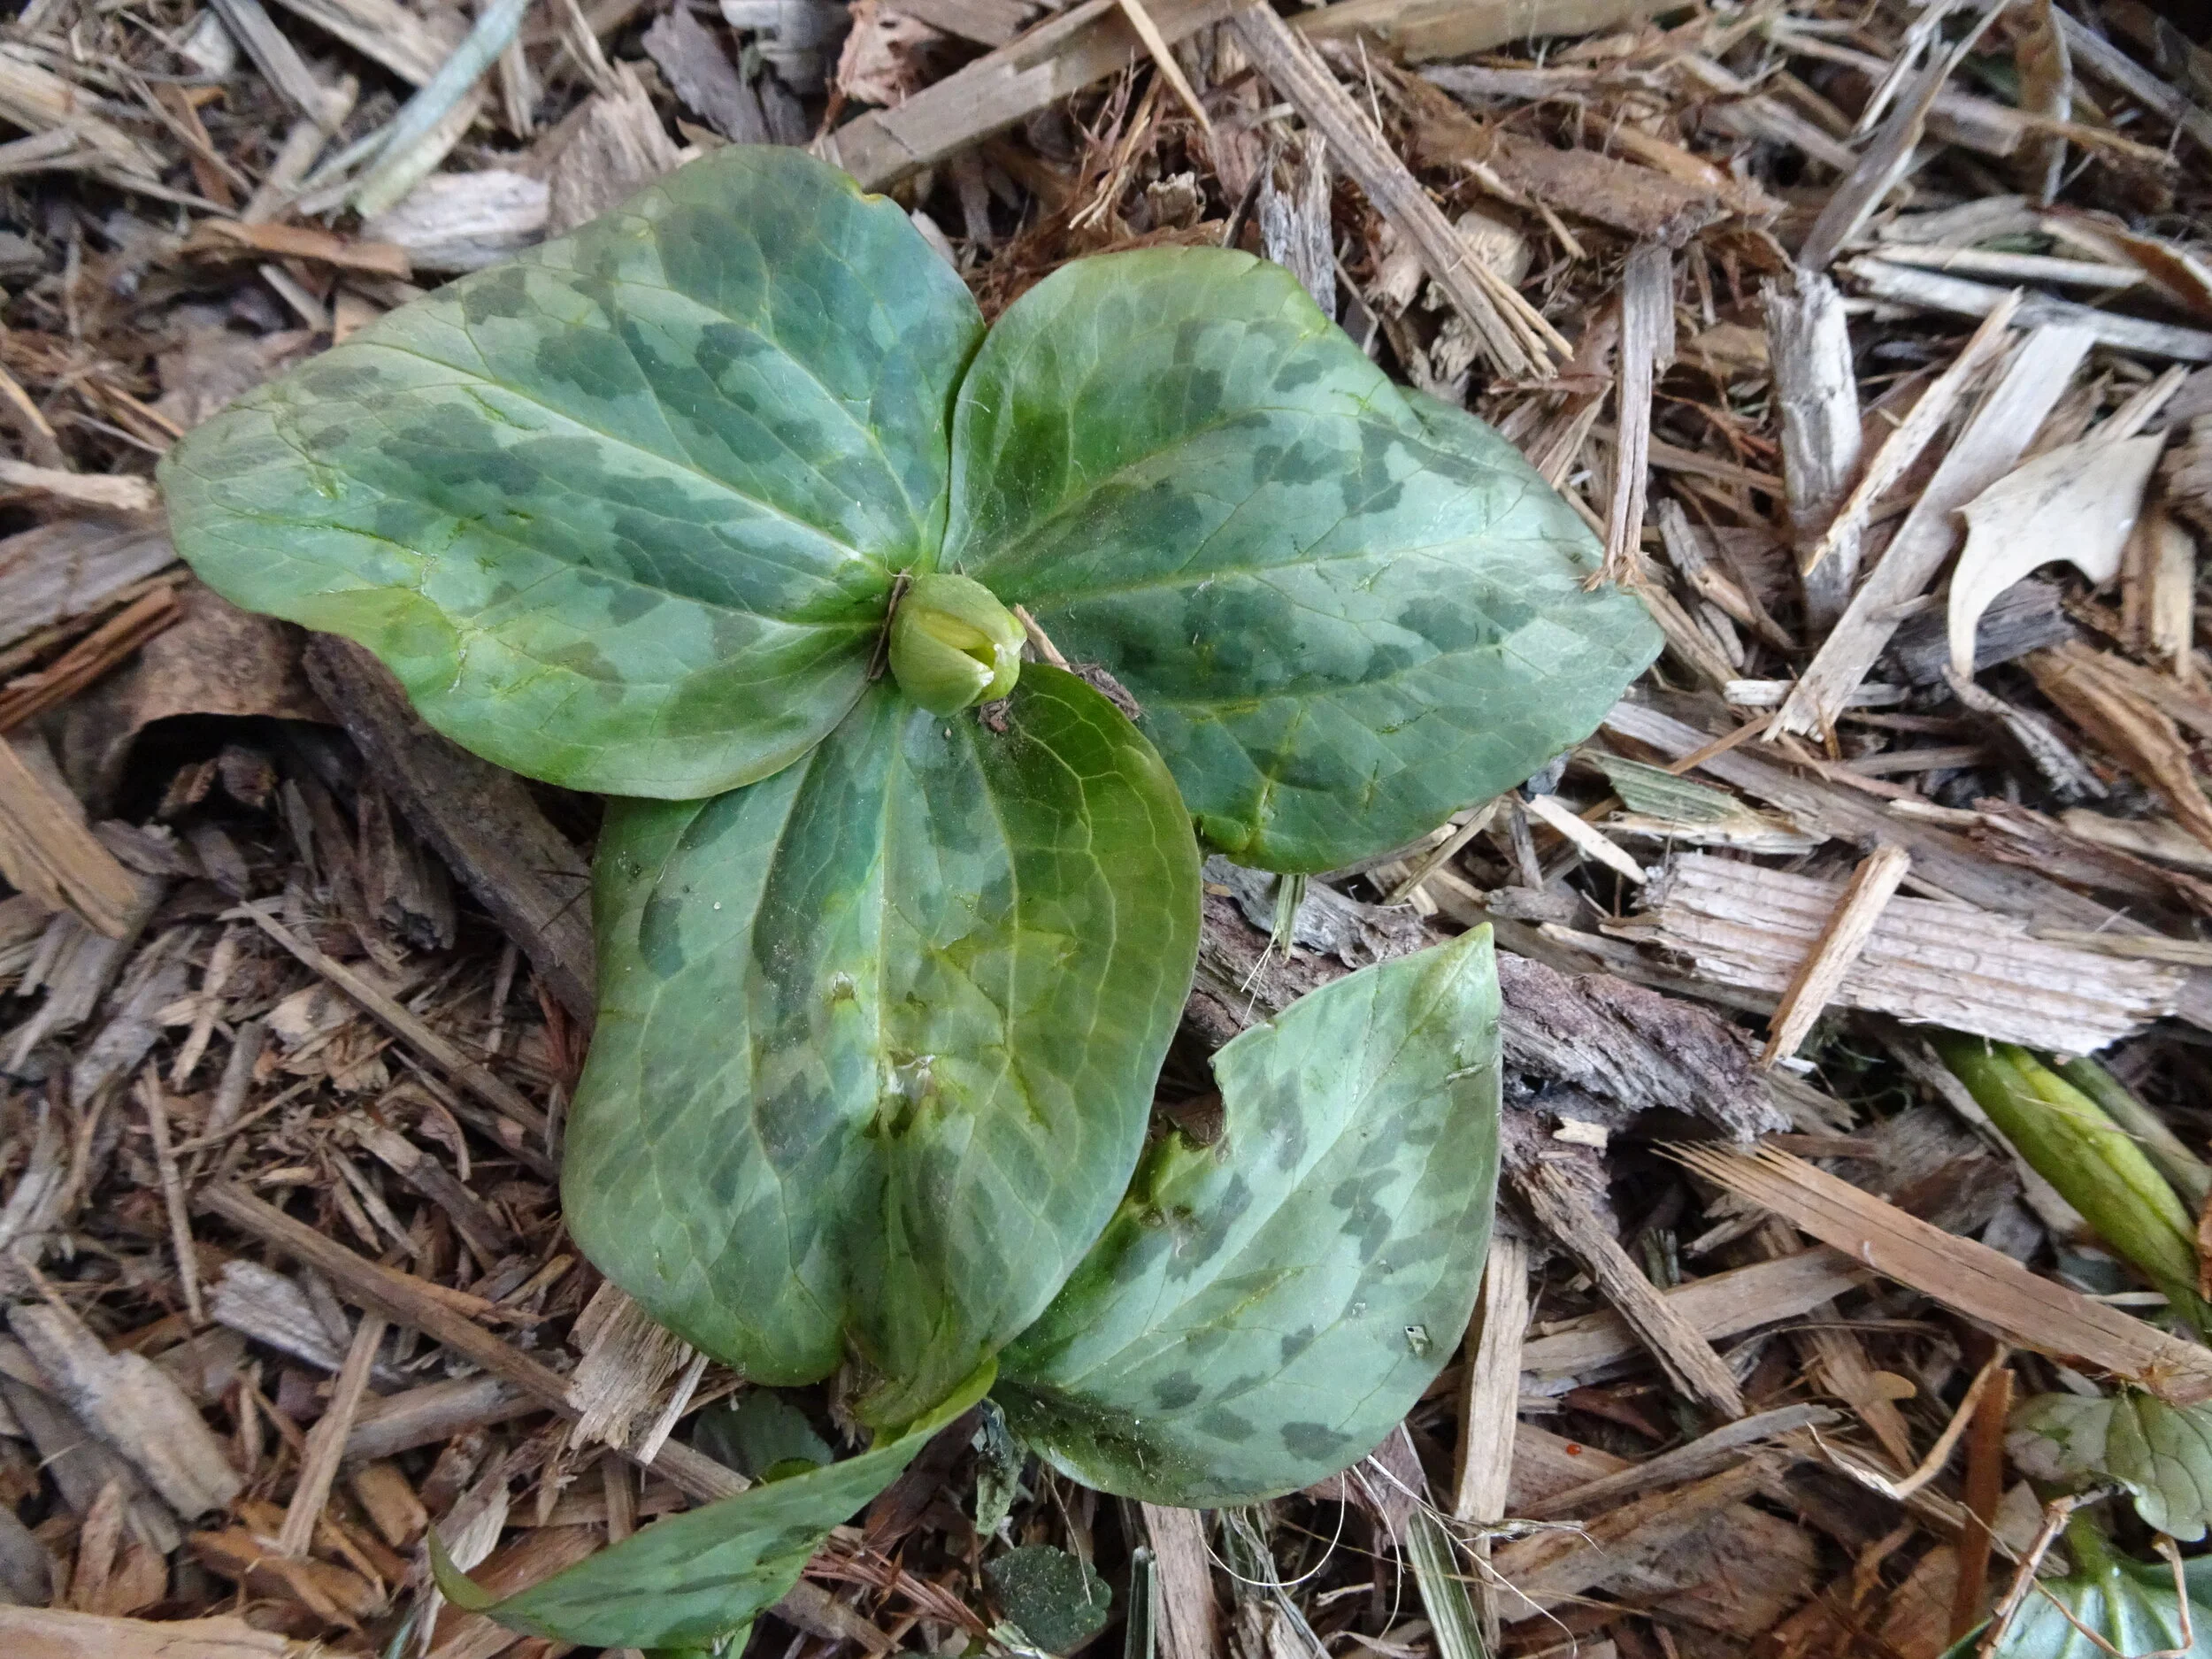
[889,573,1025,716]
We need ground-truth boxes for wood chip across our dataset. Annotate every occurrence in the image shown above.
[196,1184,747,1504]
[0,737,143,937]
[1761,845,1911,1064]
[1515,1159,1745,1417]
[2029,641,2212,856]
[0,1607,296,1658]
[1490,1460,1770,1623]
[302,639,593,1023]
[1800,291,2021,601]
[1143,1504,1222,1659]
[1676,1145,2212,1403]
[0,459,156,514]
[1521,790,1645,884]
[8,1299,242,1517]
[1621,851,2181,1051]
[1522,1402,1833,1519]
[1763,268,1860,631]
[1774,323,2095,735]
[1301,0,1671,64]
[1450,1232,1527,1524]
[230,898,549,1139]
[1845,256,2212,361]
[826,0,1237,189]
[1230,3,1536,378]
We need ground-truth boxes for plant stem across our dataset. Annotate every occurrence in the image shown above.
[1933,1035,2208,1330]
[2054,1055,2212,1211]
[2062,1505,2119,1579]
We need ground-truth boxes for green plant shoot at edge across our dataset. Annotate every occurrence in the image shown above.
[1933,1036,2209,1330]
[156,142,1656,1648]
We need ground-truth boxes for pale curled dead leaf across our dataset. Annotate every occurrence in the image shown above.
[1947,432,2163,677]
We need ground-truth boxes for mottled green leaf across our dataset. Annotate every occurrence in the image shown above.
[566,666,1200,1425]
[997,927,1501,1504]
[434,1364,992,1649]
[1943,1534,2212,1659]
[160,147,983,798]
[2012,1392,2212,1542]
[691,1391,833,1482]
[947,250,1659,872]
[985,1545,1111,1653]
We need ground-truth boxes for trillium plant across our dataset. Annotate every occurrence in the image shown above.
[161,147,1659,1653]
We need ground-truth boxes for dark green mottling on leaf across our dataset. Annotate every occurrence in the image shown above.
[997,927,1502,1506]
[566,669,1198,1427]
[159,147,983,799]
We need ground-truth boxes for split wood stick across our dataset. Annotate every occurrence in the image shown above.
[1759,1219,1914,1470]
[826,0,1235,188]
[1514,1161,1744,1416]
[345,1375,536,1461]
[135,1071,204,1326]
[1451,1233,1527,1524]
[2056,7,2212,153]
[1299,0,1671,62]
[1452,1232,1527,1647]
[1603,243,1672,581]
[1845,257,2212,361]
[1763,268,1859,631]
[277,1312,388,1557]
[229,899,547,1139]
[197,1184,747,1503]
[1520,1401,1832,1519]
[1229,1,1536,378]
[1795,2,2005,272]
[1519,1243,1867,1378]
[1670,1145,2212,1404]
[1114,0,1210,128]
[1949,1359,2014,1643]
[1386,799,1500,905]
[1796,290,2021,586]
[1762,845,1911,1064]
[1521,791,1644,885]
[1141,1503,1222,1659]
[1490,1459,1768,1620]
[0,588,180,734]
[602,1452,635,1545]
[1608,697,2149,933]
[0,737,142,937]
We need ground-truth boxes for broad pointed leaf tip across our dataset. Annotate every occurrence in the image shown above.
[449,1362,995,1650]
[946,246,1662,873]
[996,926,1502,1506]
[565,666,1199,1422]
[426,1527,500,1613]
[157,145,985,800]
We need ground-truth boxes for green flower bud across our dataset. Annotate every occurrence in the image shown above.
[888,572,1025,716]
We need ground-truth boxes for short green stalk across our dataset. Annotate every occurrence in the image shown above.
[2054,1055,2212,1211]
[1933,1036,2208,1326]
